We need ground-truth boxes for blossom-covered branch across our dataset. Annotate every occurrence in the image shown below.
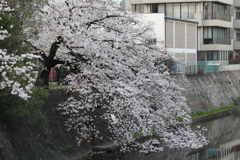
[27,0,208,152]
[0,0,38,99]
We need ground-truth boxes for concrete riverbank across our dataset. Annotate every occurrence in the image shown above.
[1,70,240,159]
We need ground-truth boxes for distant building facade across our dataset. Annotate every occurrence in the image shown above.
[129,0,240,64]
[114,0,131,11]
[143,14,198,62]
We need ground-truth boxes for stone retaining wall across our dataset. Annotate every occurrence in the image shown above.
[1,70,240,159]
[173,70,240,112]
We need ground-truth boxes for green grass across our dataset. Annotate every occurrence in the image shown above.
[192,105,236,118]
[61,145,73,153]
[49,85,68,89]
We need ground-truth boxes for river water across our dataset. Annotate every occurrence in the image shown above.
[82,112,240,160]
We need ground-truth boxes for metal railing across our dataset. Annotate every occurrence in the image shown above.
[203,11,231,22]
[170,61,220,75]
[165,12,195,19]
[204,37,231,45]
[171,61,240,75]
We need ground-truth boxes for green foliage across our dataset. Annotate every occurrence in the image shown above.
[0,88,48,122]
[49,79,58,82]
[192,105,236,118]
[164,60,174,70]
[0,88,53,159]
[61,145,73,153]
[175,117,183,122]
[231,97,240,100]
[228,59,239,64]
[133,132,143,138]
[0,4,29,55]
[205,98,210,101]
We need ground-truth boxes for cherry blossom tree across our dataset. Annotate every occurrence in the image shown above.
[27,0,208,152]
[0,0,38,99]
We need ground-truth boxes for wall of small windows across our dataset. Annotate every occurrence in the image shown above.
[207,51,219,60]
[148,3,196,19]
[203,27,230,44]
[198,51,232,61]
[165,3,196,19]
[204,2,230,15]
[203,2,231,21]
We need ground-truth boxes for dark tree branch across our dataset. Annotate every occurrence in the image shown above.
[46,36,64,65]
[51,59,66,68]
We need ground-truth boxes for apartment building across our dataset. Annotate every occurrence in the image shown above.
[234,0,240,59]
[130,0,237,65]
[143,14,198,62]
[120,0,131,11]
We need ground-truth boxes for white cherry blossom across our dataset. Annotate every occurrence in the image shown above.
[0,0,38,99]
[27,0,208,152]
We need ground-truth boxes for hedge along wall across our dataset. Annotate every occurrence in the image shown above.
[173,70,240,113]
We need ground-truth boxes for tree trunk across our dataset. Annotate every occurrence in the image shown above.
[35,36,64,89]
[37,68,51,88]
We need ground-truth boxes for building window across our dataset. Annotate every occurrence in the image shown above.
[237,12,240,19]
[197,51,205,61]
[204,27,212,44]
[204,2,231,21]
[203,27,230,45]
[228,51,233,59]
[166,3,173,17]
[150,4,165,13]
[181,3,188,19]
[207,51,219,60]
[174,3,181,18]
[131,4,144,13]
[237,33,240,41]
[164,3,195,19]
[151,4,158,13]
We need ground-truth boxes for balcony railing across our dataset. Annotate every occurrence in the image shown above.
[171,61,240,75]
[204,37,231,45]
[165,12,195,19]
[170,61,220,75]
[203,11,231,22]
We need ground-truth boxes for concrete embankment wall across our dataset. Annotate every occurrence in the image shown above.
[1,71,240,160]
[173,70,240,113]
[0,89,91,160]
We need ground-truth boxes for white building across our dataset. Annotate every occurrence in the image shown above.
[114,0,131,11]
[130,0,238,65]
[143,14,198,62]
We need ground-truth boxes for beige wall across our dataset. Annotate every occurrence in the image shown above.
[166,20,197,49]
[175,22,185,48]
[187,53,196,61]
[235,0,240,6]
[171,52,197,61]
[166,21,173,47]
[166,19,197,62]
[187,24,196,49]
[175,53,186,61]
